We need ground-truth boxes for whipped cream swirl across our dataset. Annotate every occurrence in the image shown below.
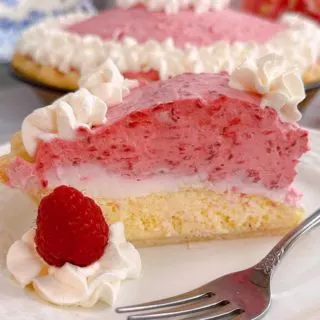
[21,60,139,157]
[22,88,107,157]
[6,222,141,307]
[229,53,305,123]
[79,59,139,105]
[116,0,230,13]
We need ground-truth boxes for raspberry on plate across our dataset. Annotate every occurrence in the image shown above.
[35,185,109,267]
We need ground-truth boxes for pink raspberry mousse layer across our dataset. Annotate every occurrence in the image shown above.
[67,7,285,47]
[7,73,308,203]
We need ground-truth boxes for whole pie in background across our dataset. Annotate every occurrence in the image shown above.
[11,0,320,92]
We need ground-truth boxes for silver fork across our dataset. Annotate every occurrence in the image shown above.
[116,208,320,320]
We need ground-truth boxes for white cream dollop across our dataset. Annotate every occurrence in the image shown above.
[229,53,305,123]
[6,222,141,307]
[116,0,230,13]
[21,88,107,157]
[79,59,139,105]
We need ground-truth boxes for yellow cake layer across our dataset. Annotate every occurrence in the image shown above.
[31,188,304,246]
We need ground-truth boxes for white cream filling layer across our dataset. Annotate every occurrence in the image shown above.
[16,12,320,79]
[44,163,296,204]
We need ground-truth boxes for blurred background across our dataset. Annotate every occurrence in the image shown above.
[0,0,115,145]
[0,0,319,145]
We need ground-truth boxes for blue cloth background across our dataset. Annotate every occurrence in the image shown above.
[0,0,96,61]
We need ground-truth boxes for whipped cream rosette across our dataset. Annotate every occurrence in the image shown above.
[6,186,141,307]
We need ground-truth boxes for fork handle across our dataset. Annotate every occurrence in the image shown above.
[254,208,320,275]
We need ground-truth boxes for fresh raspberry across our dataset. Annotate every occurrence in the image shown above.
[35,186,109,267]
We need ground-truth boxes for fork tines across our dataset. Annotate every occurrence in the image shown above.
[116,289,243,319]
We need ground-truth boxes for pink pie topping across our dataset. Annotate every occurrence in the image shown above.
[7,73,308,195]
[67,7,285,46]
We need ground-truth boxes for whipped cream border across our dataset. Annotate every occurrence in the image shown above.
[16,12,320,79]
[6,222,141,307]
[42,164,300,205]
[116,0,230,14]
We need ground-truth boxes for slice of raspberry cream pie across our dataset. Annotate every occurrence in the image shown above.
[1,54,309,245]
[12,0,320,91]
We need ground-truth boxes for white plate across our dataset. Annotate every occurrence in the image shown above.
[1,130,320,320]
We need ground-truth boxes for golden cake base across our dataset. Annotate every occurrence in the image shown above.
[12,53,79,91]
